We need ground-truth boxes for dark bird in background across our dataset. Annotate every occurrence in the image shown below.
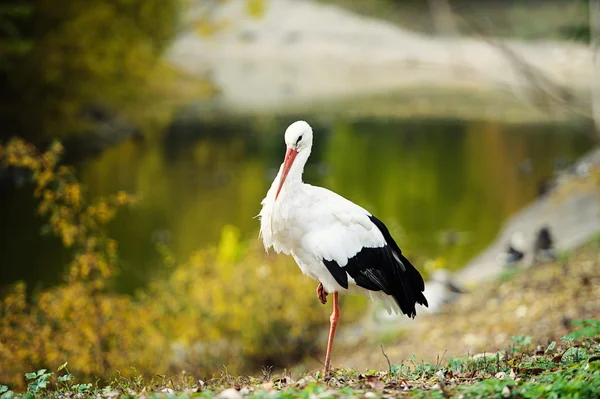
[432,269,467,296]
[498,231,525,267]
[537,178,555,197]
[506,244,525,265]
[419,269,467,314]
[532,226,557,265]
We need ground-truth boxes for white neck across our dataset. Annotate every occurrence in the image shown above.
[259,144,311,250]
[290,147,311,180]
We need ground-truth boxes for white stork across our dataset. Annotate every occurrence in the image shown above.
[259,120,428,374]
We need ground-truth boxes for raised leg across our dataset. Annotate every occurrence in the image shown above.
[316,283,328,304]
[323,292,339,375]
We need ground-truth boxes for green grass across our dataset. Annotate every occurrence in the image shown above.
[2,321,598,398]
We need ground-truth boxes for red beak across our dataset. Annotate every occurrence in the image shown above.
[275,148,298,200]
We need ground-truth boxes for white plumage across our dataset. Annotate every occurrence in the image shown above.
[262,185,382,287]
[260,124,380,282]
[258,120,427,373]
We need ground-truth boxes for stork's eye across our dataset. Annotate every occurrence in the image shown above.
[296,135,303,145]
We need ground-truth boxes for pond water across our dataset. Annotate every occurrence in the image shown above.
[0,116,594,293]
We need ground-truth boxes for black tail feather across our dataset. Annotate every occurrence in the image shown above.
[321,215,429,319]
[394,253,429,317]
[368,215,428,318]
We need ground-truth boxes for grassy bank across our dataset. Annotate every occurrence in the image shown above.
[331,239,600,373]
[1,320,598,398]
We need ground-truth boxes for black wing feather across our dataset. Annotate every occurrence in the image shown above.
[323,261,349,289]
[322,215,428,318]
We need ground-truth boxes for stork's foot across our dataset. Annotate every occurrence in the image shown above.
[316,283,328,304]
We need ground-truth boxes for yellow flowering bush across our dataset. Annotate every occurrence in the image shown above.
[0,138,136,284]
[0,139,151,386]
[0,282,167,387]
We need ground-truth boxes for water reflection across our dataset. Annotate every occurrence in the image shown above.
[0,117,593,292]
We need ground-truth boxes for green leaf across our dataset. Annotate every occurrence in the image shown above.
[73,383,91,393]
[588,359,600,372]
[58,375,73,382]
[57,362,68,372]
[545,341,557,354]
[0,390,14,399]
[36,369,47,377]
[560,335,574,343]
[0,387,7,394]
[567,319,600,339]
[510,335,532,346]
[24,373,36,380]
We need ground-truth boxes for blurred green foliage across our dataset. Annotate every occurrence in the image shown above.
[0,0,179,139]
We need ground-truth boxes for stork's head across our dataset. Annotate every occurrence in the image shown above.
[276,121,313,200]
[284,120,313,151]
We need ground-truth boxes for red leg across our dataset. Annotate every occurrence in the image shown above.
[323,292,339,375]
[316,283,328,304]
